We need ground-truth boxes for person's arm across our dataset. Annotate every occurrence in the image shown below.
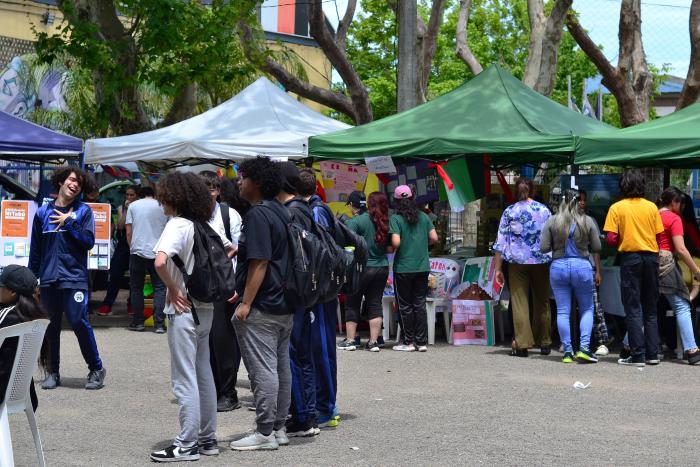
[391,233,401,250]
[672,235,700,280]
[117,204,128,231]
[28,211,43,276]
[540,219,552,253]
[154,251,191,313]
[60,207,95,250]
[593,253,602,286]
[234,259,268,320]
[428,228,438,246]
[494,251,505,286]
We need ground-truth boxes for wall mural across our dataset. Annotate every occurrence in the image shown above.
[0,55,69,118]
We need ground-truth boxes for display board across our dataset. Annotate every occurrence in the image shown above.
[386,160,440,204]
[0,200,37,267]
[427,257,462,298]
[86,203,111,270]
[319,161,368,203]
[451,300,496,346]
[561,174,620,232]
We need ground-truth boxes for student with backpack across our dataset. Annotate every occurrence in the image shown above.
[276,162,322,439]
[298,168,342,428]
[150,172,232,462]
[200,172,243,412]
[230,157,293,451]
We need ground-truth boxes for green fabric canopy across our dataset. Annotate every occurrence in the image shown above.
[308,65,613,164]
[575,102,700,167]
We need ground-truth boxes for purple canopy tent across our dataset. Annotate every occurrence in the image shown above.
[0,110,83,162]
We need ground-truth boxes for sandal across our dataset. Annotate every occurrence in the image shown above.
[510,340,528,357]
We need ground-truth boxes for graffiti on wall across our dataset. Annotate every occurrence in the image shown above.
[1,55,68,118]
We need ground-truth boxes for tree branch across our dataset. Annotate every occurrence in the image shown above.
[533,0,572,95]
[455,0,483,74]
[566,12,618,87]
[335,0,357,50]
[421,0,447,93]
[678,0,700,109]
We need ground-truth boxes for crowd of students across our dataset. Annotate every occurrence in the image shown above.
[494,169,700,366]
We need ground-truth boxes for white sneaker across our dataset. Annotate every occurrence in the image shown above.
[417,345,428,352]
[274,427,289,446]
[392,344,415,352]
[230,432,279,451]
[594,345,609,356]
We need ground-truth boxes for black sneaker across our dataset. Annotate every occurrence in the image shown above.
[199,439,219,456]
[688,350,700,365]
[150,444,200,462]
[337,339,357,351]
[217,396,241,412]
[377,335,386,348]
[619,347,631,359]
[354,335,361,347]
[85,367,106,390]
[618,356,645,367]
[540,346,551,356]
[365,341,380,352]
[128,323,145,332]
[645,357,660,365]
[285,418,316,437]
[154,326,167,334]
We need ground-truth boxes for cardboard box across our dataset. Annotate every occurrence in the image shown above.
[451,300,496,346]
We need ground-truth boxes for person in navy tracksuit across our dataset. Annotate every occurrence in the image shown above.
[28,167,106,390]
[298,169,339,428]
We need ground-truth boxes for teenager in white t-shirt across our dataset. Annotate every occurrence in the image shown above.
[150,172,221,463]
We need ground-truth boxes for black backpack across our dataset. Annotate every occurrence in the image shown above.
[260,201,324,309]
[172,220,236,321]
[309,200,369,296]
[220,202,233,243]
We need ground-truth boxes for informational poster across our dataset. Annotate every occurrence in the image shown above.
[428,257,462,298]
[386,160,440,204]
[453,256,503,300]
[319,161,368,203]
[364,156,396,174]
[86,203,111,270]
[0,200,37,268]
[451,300,495,346]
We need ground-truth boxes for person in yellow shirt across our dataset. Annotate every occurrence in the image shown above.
[603,169,664,367]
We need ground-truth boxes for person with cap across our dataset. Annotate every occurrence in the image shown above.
[28,166,106,390]
[339,191,393,352]
[0,265,49,411]
[389,185,438,352]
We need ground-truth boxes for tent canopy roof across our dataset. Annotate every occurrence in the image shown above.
[84,77,350,164]
[308,65,613,163]
[575,102,700,167]
[0,110,83,161]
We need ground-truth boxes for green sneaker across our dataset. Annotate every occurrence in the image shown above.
[575,349,598,363]
[562,352,574,363]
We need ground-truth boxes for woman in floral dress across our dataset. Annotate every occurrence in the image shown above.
[494,178,552,357]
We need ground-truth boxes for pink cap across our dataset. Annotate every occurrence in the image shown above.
[394,184,413,199]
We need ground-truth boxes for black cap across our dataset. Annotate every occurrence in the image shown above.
[346,191,366,209]
[0,265,38,297]
[278,161,300,195]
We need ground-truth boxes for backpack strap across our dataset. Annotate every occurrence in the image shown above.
[220,202,233,243]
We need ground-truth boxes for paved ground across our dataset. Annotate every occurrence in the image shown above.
[7,316,700,467]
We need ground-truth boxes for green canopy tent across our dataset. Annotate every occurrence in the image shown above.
[575,102,700,167]
[308,64,613,166]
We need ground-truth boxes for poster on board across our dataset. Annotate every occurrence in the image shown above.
[386,160,440,204]
[319,161,368,203]
[86,203,111,270]
[0,200,37,268]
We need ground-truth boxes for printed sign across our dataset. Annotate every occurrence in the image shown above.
[451,300,495,346]
[320,161,368,203]
[364,156,397,174]
[428,257,462,298]
[0,200,37,268]
[86,203,112,270]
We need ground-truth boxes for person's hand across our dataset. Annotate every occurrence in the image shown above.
[595,272,602,287]
[167,286,191,314]
[227,292,239,303]
[49,208,73,230]
[693,271,700,282]
[235,302,251,321]
[495,270,505,287]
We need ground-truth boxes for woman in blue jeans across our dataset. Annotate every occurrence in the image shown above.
[541,192,601,363]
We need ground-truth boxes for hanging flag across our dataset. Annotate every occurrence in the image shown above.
[582,94,596,118]
[567,75,580,112]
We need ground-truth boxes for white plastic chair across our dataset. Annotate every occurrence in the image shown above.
[0,319,50,467]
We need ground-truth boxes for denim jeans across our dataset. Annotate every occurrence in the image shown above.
[664,293,698,352]
[620,252,660,360]
[129,254,166,327]
[550,257,595,353]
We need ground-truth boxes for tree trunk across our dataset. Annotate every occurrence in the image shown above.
[58,0,152,135]
[523,0,572,96]
[398,0,419,112]
[417,0,447,101]
[677,0,700,110]
[455,0,483,74]
[161,83,197,128]
[567,0,652,127]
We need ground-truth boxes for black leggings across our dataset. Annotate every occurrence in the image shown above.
[345,267,389,322]
[394,271,429,346]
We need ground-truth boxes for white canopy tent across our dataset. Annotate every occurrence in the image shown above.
[84,77,351,165]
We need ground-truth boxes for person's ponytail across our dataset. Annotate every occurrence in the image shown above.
[515,177,534,202]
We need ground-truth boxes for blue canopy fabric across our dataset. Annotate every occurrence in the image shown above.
[0,110,83,158]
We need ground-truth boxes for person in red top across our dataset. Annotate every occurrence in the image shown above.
[657,187,700,364]
[680,193,700,301]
